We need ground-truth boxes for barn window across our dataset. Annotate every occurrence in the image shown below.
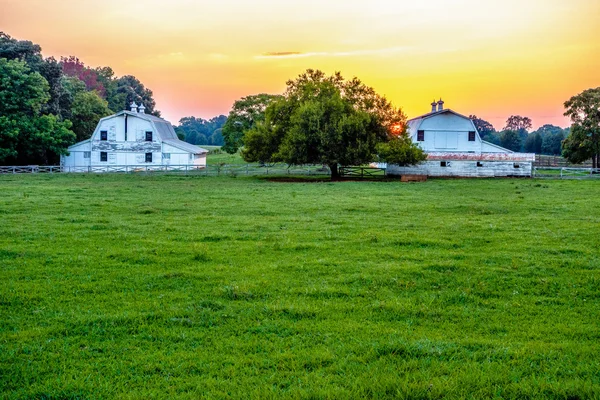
[513,163,520,169]
[100,152,107,162]
[145,131,153,141]
[83,151,91,159]
[468,131,476,141]
[100,131,108,141]
[477,161,483,167]
[145,152,152,163]
[417,130,425,141]
[163,153,170,160]
[440,161,447,167]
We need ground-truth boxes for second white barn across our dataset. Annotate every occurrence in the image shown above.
[61,103,208,170]
[385,100,535,177]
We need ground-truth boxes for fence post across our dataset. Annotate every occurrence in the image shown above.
[246,164,249,175]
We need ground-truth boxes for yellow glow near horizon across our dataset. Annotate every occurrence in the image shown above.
[1,0,599,129]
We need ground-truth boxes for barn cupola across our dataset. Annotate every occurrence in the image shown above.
[437,99,444,112]
[130,102,138,113]
[138,104,146,114]
[431,100,437,113]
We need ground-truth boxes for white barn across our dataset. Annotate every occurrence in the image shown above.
[385,100,535,177]
[61,103,208,171]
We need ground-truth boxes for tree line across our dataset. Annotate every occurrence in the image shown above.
[0,32,226,164]
[471,100,600,169]
[469,115,569,155]
[175,115,227,146]
[0,32,166,165]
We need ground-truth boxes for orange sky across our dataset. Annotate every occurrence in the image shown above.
[2,0,599,129]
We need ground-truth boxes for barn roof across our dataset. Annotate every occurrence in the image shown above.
[163,139,208,154]
[110,111,207,154]
[407,109,472,123]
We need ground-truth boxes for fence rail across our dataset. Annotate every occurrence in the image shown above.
[534,155,593,168]
[0,164,332,177]
[339,167,387,179]
[533,167,600,179]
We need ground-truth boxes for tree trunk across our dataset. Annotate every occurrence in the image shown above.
[329,163,340,181]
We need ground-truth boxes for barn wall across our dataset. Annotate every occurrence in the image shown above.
[162,143,196,166]
[410,112,509,154]
[387,161,533,177]
[62,142,91,167]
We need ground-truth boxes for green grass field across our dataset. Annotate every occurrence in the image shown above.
[1,175,599,399]
[206,148,247,165]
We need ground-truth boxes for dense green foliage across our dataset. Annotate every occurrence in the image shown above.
[562,87,600,168]
[176,115,227,146]
[0,58,75,164]
[70,91,112,142]
[376,134,427,166]
[470,114,567,155]
[242,70,418,178]
[1,175,599,398]
[0,32,160,164]
[222,94,283,154]
[499,129,522,152]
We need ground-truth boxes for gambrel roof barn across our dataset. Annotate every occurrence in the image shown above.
[385,100,535,177]
[61,103,208,170]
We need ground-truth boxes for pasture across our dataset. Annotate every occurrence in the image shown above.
[1,174,599,399]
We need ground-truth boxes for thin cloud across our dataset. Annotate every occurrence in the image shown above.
[263,51,303,57]
[256,46,412,59]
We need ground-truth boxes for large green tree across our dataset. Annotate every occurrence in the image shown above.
[222,93,283,154]
[0,32,66,119]
[532,124,566,155]
[562,88,600,168]
[499,130,522,152]
[70,91,112,142]
[524,132,542,154]
[113,75,160,116]
[241,69,424,179]
[0,58,75,165]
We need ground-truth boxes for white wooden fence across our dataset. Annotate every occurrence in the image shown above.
[533,167,600,179]
[0,164,331,177]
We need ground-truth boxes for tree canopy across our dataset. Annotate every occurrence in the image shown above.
[241,69,425,179]
[499,130,522,152]
[562,87,600,167]
[0,31,161,164]
[504,115,532,133]
[0,58,75,164]
[222,93,283,154]
[176,115,227,146]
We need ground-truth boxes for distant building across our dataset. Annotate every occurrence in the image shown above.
[385,100,534,177]
[61,103,208,170]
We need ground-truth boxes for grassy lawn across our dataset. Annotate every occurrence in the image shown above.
[1,175,599,398]
[206,149,246,165]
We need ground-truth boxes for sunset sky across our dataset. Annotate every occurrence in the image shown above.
[2,0,599,129]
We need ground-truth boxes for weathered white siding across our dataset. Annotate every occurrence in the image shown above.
[62,111,207,169]
[62,141,91,167]
[387,160,532,177]
[402,107,534,177]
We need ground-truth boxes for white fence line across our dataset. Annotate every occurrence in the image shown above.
[533,167,600,179]
[0,164,332,177]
